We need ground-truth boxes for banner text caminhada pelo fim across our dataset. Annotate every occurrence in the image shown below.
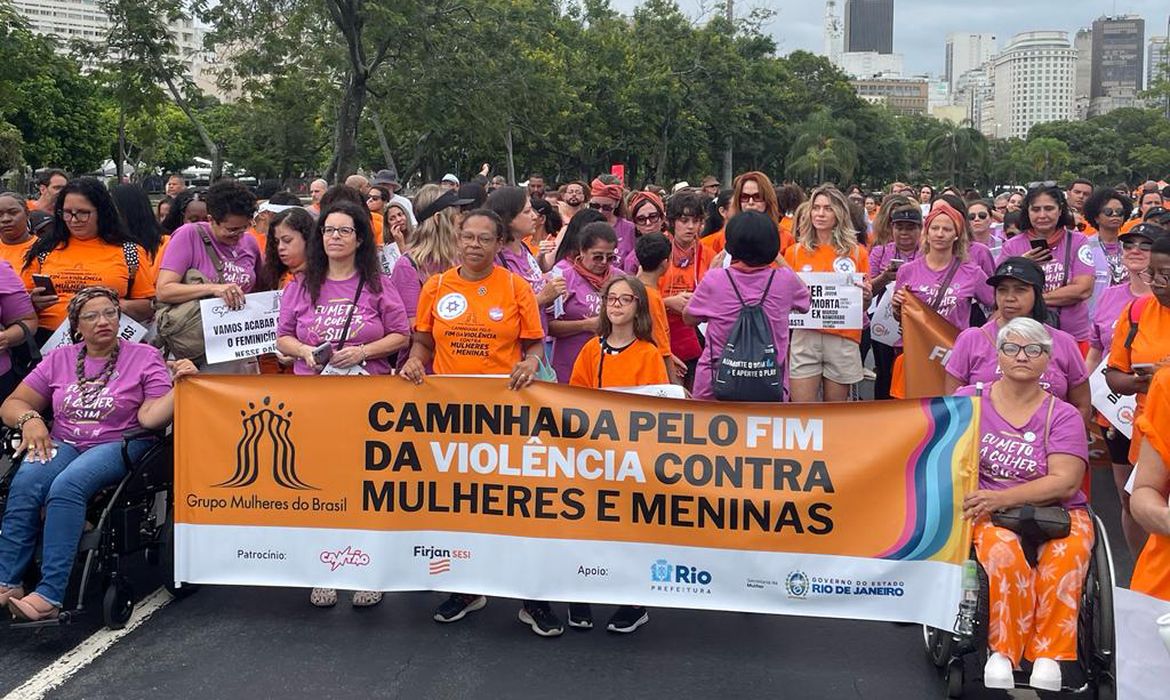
[361,401,837,534]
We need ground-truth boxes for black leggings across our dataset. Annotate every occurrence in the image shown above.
[872,342,899,400]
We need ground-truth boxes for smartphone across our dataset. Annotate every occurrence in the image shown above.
[32,274,56,295]
[311,342,334,367]
[1133,363,1156,374]
[890,259,905,269]
[1029,239,1050,252]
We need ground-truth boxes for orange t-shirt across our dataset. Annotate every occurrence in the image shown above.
[1130,369,1170,601]
[0,239,35,287]
[569,337,668,389]
[1119,218,1140,234]
[248,228,267,255]
[23,237,156,330]
[644,284,672,358]
[371,212,385,246]
[659,242,713,297]
[1108,297,1170,462]
[783,241,870,343]
[415,265,544,375]
[701,221,794,256]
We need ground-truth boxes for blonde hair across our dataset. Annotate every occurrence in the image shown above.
[797,185,858,257]
[919,205,970,261]
[406,184,459,276]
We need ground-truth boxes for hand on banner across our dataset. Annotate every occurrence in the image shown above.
[509,356,539,391]
[331,346,366,369]
[399,357,426,385]
[855,275,873,305]
[890,288,906,321]
[962,489,1012,521]
[167,359,198,380]
[30,286,59,312]
[665,292,693,314]
[214,283,247,310]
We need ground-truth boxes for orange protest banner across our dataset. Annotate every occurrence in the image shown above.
[892,293,960,399]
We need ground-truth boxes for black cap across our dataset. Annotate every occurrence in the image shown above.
[1122,223,1166,241]
[457,182,486,209]
[890,208,923,224]
[415,189,475,224]
[1143,205,1169,222]
[987,257,1046,289]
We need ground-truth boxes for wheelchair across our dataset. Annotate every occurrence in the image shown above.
[0,427,189,629]
[923,508,1116,698]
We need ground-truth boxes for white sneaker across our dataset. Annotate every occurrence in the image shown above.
[862,368,877,381]
[1029,657,1061,692]
[983,652,1014,689]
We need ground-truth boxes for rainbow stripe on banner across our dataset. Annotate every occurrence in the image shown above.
[879,397,980,563]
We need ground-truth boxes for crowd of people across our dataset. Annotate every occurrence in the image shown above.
[0,166,1168,692]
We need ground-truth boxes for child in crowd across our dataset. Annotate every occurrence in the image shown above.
[634,233,680,384]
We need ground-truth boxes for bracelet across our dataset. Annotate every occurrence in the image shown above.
[359,344,368,365]
[15,411,43,430]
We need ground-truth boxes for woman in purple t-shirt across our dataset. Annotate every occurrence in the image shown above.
[548,222,619,382]
[0,287,195,621]
[957,317,1092,692]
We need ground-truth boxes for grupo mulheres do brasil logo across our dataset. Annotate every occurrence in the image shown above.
[215,396,317,490]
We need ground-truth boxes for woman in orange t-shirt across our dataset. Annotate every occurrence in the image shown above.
[22,178,156,337]
[659,190,713,388]
[783,185,872,402]
[1131,369,1170,601]
[400,208,553,634]
[0,192,36,284]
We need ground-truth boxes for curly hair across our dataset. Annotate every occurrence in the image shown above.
[1083,187,1133,228]
[205,180,257,222]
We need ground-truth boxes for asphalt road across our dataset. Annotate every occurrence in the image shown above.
[0,466,1132,700]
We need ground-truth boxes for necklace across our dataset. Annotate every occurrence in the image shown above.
[75,342,121,405]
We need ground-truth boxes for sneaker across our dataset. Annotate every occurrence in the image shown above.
[351,590,383,608]
[518,602,564,637]
[983,652,1014,690]
[433,593,486,623]
[567,602,593,629]
[1028,658,1061,692]
[862,368,877,381]
[606,606,649,633]
[310,587,337,608]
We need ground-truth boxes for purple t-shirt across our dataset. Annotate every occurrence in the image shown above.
[969,241,997,279]
[1090,284,1140,352]
[550,267,618,382]
[868,243,919,280]
[685,267,811,400]
[999,230,1095,341]
[389,255,428,324]
[954,384,1088,508]
[0,261,33,377]
[613,218,636,273]
[945,320,1089,401]
[277,273,410,375]
[161,222,262,292]
[894,258,992,337]
[23,340,171,450]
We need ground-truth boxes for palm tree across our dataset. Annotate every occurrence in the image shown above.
[785,108,858,185]
[924,120,987,187]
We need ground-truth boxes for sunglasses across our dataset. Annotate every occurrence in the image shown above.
[1100,207,1125,217]
[585,252,619,263]
[588,202,615,213]
[633,213,662,226]
[739,193,765,204]
[967,212,989,220]
[1122,239,1154,252]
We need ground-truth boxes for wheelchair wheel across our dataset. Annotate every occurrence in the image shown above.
[945,658,964,698]
[102,577,134,629]
[923,625,954,668]
[1085,513,1116,700]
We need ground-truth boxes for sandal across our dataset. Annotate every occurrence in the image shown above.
[0,585,24,607]
[8,592,59,622]
[351,590,383,608]
[310,587,338,608]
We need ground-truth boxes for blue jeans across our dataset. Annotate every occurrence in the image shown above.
[0,439,148,606]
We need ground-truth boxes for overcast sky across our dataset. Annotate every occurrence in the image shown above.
[612,0,1170,77]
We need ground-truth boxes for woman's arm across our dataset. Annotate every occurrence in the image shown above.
[1067,380,1091,423]
[400,332,436,384]
[137,360,198,429]
[548,318,597,338]
[1043,274,1093,307]
[1,383,53,461]
[1132,437,1170,537]
[963,453,1084,520]
[154,269,237,305]
[1106,366,1152,396]
[0,314,37,350]
[120,298,154,322]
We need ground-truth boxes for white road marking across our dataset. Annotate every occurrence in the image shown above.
[3,587,173,700]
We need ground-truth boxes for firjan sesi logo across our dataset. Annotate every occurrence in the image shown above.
[215,396,317,490]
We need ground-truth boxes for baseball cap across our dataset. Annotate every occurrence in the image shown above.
[1121,222,1166,241]
[986,257,1045,289]
[415,189,475,224]
[441,173,460,185]
[889,208,923,224]
[457,182,487,209]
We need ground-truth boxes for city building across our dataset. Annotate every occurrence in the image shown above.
[1088,15,1145,116]
[1073,28,1093,120]
[1150,35,1169,87]
[824,0,845,69]
[944,33,996,92]
[987,31,1077,139]
[844,0,894,54]
[952,65,994,130]
[850,77,928,116]
[839,51,904,78]
[11,0,225,100]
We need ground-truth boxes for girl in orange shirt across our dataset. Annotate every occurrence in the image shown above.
[567,274,663,634]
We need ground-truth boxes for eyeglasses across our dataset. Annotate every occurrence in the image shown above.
[61,209,94,223]
[633,213,662,226]
[967,212,989,220]
[79,308,120,323]
[457,232,498,246]
[1101,207,1126,217]
[999,342,1047,359]
[586,252,619,263]
[1138,269,1170,286]
[605,294,636,307]
[220,224,251,236]
[739,193,765,204]
[322,226,356,238]
[1122,239,1154,252]
[588,202,615,213]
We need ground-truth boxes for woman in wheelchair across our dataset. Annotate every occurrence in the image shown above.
[953,317,1093,692]
[0,286,196,621]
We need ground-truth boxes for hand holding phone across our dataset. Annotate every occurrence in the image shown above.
[32,274,56,296]
[311,342,334,367]
[1133,363,1157,375]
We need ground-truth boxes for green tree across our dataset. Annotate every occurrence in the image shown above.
[785,108,858,184]
[1023,137,1071,180]
[1128,144,1170,182]
[924,121,987,187]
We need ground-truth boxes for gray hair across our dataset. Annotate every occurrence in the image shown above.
[996,316,1052,352]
